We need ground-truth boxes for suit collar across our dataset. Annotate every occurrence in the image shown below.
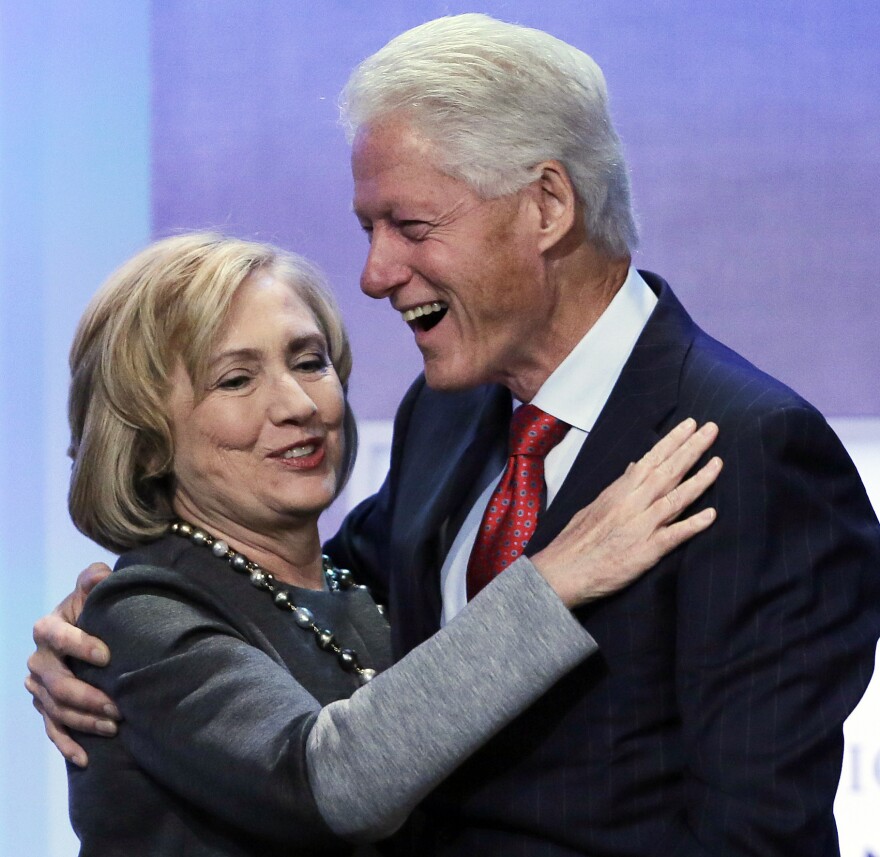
[532,266,658,433]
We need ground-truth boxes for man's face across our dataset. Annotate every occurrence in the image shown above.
[351,116,557,395]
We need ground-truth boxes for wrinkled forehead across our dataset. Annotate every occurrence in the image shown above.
[352,115,443,178]
[351,116,473,219]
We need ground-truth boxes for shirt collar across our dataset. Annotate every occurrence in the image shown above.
[530,267,658,433]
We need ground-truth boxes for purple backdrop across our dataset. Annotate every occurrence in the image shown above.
[151,1,880,420]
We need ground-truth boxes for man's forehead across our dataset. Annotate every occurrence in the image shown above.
[351,140,466,215]
[351,115,443,174]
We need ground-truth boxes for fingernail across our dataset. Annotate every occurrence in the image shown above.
[103,704,120,719]
[71,752,87,768]
[91,648,109,666]
[96,720,117,736]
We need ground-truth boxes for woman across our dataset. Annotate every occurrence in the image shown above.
[62,233,720,855]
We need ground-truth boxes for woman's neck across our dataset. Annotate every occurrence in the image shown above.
[171,497,326,590]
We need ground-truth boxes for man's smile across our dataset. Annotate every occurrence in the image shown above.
[402,300,448,331]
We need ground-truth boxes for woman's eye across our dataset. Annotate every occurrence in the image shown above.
[216,374,251,390]
[295,354,330,374]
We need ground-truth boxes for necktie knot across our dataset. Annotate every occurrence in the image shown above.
[509,404,569,457]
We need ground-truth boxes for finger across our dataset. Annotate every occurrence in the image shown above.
[652,506,717,556]
[636,417,698,472]
[26,659,120,720]
[32,699,90,767]
[655,456,723,521]
[667,421,719,475]
[28,677,119,737]
[33,615,110,666]
[640,421,719,496]
[75,562,112,599]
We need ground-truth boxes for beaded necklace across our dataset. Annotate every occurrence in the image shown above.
[170,521,378,684]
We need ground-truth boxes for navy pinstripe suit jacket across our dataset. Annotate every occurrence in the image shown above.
[327,273,880,856]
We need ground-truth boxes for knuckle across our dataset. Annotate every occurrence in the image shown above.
[656,459,676,480]
[664,487,681,513]
[32,616,51,645]
[637,452,658,472]
[44,621,66,652]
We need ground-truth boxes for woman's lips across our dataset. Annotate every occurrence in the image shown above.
[270,440,325,470]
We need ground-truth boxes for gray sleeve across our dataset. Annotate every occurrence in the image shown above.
[306,555,597,841]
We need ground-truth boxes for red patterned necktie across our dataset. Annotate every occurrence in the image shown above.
[466,404,570,599]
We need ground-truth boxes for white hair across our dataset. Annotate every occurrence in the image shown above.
[340,13,638,258]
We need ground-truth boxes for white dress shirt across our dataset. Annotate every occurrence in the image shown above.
[439,267,658,624]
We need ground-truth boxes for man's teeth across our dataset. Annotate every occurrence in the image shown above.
[402,302,446,323]
[281,445,316,459]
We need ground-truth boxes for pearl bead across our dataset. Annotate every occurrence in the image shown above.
[250,570,267,588]
[338,649,357,671]
[358,669,377,685]
[212,540,229,557]
[231,553,248,571]
[178,523,193,536]
[293,606,313,627]
[274,591,291,609]
[192,529,207,545]
[316,629,335,650]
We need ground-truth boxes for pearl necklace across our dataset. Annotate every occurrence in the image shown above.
[170,521,378,685]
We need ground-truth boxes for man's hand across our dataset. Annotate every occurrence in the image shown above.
[25,563,120,767]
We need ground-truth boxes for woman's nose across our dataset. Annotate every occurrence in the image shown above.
[266,374,318,425]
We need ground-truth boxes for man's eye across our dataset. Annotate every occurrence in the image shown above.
[399,220,430,240]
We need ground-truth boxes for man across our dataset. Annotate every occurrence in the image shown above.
[27,14,880,856]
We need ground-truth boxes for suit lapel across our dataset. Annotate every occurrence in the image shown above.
[391,384,512,648]
[396,383,512,551]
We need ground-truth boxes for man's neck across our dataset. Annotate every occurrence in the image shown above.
[503,251,631,402]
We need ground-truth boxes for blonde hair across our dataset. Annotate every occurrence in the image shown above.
[68,232,356,553]
[340,13,637,258]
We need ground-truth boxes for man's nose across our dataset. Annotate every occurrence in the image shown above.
[360,229,412,299]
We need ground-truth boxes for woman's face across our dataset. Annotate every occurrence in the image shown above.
[167,271,346,536]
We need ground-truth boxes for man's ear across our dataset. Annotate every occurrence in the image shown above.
[533,160,578,254]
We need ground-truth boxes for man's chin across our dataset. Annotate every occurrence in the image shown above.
[422,360,481,392]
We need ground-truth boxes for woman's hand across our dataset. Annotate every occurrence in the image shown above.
[532,419,721,608]
[25,563,120,767]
